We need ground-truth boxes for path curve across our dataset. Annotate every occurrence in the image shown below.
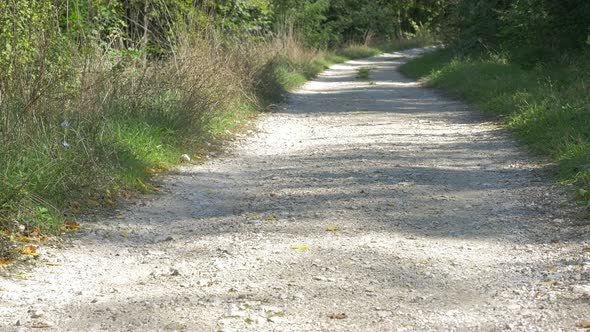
[1,48,589,331]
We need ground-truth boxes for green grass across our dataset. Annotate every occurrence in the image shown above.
[357,67,372,80]
[337,45,382,59]
[400,49,590,207]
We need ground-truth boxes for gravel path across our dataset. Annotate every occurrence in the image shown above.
[1,48,589,331]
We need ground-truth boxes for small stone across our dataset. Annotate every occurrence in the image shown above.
[31,309,44,318]
[180,154,191,162]
[572,284,590,297]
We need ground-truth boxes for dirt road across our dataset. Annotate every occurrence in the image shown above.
[1,48,589,331]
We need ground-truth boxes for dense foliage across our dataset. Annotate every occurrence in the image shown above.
[439,0,590,63]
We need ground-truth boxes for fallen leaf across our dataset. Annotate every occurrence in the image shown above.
[244,318,253,324]
[65,221,81,230]
[326,226,340,232]
[576,321,590,328]
[86,199,99,205]
[551,239,560,244]
[21,245,39,256]
[115,214,126,219]
[106,199,117,208]
[584,245,590,252]
[291,245,310,250]
[264,216,277,221]
[535,291,544,298]
[541,280,559,286]
[20,237,30,242]
[0,259,11,265]
[547,267,558,273]
[46,263,62,266]
[120,232,130,238]
[329,313,348,319]
[269,193,280,198]
[31,325,51,329]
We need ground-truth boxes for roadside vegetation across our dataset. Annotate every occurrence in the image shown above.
[0,0,441,262]
[400,0,590,209]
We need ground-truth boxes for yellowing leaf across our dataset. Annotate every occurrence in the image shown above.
[20,237,30,243]
[21,245,39,256]
[46,263,62,266]
[264,216,277,221]
[136,178,148,189]
[0,259,11,266]
[65,221,81,230]
[291,245,310,250]
[326,226,340,232]
[86,199,99,205]
[584,245,590,252]
[120,232,130,238]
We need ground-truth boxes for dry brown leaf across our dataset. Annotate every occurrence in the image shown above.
[547,267,558,273]
[65,221,80,230]
[21,245,39,256]
[576,321,590,328]
[551,239,560,244]
[329,313,348,319]
[0,259,11,266]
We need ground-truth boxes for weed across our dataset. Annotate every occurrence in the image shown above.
[357,67,373,80]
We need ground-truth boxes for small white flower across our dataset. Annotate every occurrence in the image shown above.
[62,141,71,148]
[60,121,71,127]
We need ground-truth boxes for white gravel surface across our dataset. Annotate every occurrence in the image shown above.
[1,48,589,331]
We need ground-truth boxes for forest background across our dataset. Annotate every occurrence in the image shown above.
[0,0,589,259]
